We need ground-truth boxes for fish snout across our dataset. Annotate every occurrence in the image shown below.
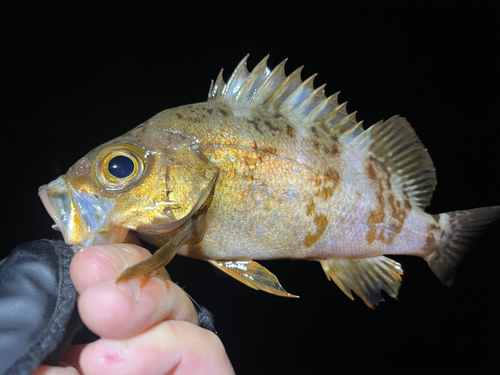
[39,176,114,249]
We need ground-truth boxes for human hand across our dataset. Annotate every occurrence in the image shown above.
[34,243,234,375]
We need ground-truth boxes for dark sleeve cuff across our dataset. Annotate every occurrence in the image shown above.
[0,240,79,375]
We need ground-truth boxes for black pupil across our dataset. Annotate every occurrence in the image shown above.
[108,156,135,178]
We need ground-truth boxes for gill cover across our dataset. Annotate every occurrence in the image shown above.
[118,146,220,281]
[167,145,220,221]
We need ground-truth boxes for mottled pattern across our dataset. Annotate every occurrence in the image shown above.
[364,157,411,246]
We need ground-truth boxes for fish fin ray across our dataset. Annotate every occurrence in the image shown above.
[209,260,299,298]
[221,54,251,105]
[350,116,436,208]
[117,216,198,282]
[207,55,364,136]
[426,206,500,286]
[208,68,225,101]
[235,54,271,107]
[320,257,403,308]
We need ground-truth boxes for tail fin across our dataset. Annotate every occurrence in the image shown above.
[426,206,500,286]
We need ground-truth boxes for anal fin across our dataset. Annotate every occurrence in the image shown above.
[209,260,299,298]
[320,256,403,308]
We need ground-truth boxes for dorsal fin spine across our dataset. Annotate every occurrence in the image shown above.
[333,111,359,138]
[235,55,270,106]
[264,66,304,111]
[249,58,288,106]
[210,68,225,101]
[339,120,364,142]
[279,73,317,114]
[222,55,250,104]
[322,101,348,127]
[303,92,340,124]
[293,83,328,122]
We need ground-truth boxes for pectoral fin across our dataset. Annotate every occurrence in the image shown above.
[117,217,198,283]
[209,260,299,298]
[320,257,403,308]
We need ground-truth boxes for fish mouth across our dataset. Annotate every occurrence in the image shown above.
[39,176,115,249]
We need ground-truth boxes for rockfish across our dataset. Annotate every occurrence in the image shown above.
[39,55,499,307]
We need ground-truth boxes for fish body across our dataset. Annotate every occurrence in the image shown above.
[39,55,500,307]
[137,102,428,262]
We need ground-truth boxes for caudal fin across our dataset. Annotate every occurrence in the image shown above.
[426,206,500,286]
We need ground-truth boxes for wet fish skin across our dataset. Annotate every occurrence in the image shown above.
[39,55,500,307]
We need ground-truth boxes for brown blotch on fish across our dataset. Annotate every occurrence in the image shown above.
[365,189,385,245]
[366,162,377,181]
[314,176,322,186]
[205,108,213,115]
[366,228,377,244]
[305,213,328,247]
[306,198,315,216]
[364,155,412,245]
[286,124,296,138]
[428,223,440,231]
[273,113,283,119]
[312,140,320,150]
[249,120,263,134]
[316,187,333,201]
[404,199,412,211]
[324,168,340,185]
[423,232,438,256]
[323,144,339,156]
[176,113,184,120]
[219,109,228,117]
[260,144,277,154]
[264,120,280,132]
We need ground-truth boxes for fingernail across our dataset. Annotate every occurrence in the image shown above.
[115,279,141,300]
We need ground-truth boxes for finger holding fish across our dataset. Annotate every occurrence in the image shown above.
[71,243,199,340]
[74,320,234,375]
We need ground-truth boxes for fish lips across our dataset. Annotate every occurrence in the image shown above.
[39,176,114,249]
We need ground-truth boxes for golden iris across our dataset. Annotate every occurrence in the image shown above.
[93,144,146,191]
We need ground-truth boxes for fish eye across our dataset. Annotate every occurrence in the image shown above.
[108,155,135,178]
[93,144,146,191]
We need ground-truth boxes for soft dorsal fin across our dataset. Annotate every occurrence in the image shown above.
[350,116,436,208]
[207,54,364,142]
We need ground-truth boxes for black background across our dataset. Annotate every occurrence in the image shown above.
[1,3,499,374]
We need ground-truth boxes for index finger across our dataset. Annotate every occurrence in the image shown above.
[70,244,199,339]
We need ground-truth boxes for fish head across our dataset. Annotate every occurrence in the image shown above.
[39,112,219,250]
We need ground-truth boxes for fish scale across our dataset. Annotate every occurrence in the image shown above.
[39,55,500,308]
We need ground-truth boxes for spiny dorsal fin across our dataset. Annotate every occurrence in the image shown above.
[207,54,363,141]
[208,55,436,207]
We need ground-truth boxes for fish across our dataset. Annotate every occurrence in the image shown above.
[39,55,500,308]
